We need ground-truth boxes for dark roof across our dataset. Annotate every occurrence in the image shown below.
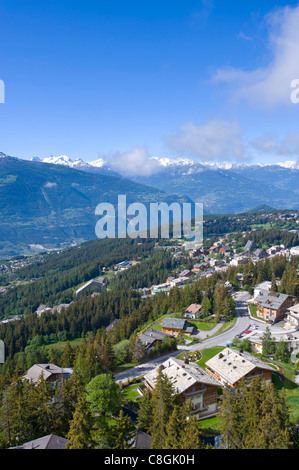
[162,318,187,330]
[255,289,292,310]
[134,430,152,449]
[9,434,68,449]
[139,329,174,347]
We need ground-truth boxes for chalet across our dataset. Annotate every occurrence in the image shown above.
[193,263,208,272]
[219,245,231,256]
[143,357,221,420]
[253,281,272,299]
[205,348,274,390]
[23,363,73,388]
[178,269,193,278]
[184,303,202,319]
[138,329,175,351]
[170,276,190,287]
[254,289,295,323]
[188,249,202,259]
[254,248,268,259]
[161,318,194,336]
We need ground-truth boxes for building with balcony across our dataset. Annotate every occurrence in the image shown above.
[143,357,221,420]
[254,289,295,323]
[23,363,73,388]
[205,348,274,390]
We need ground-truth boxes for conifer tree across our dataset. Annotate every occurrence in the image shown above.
[262,327,275,356]
[271,272,277,292]
[60,340,75,367]
[137,388,153,433]
[163,404,186,449]
[256,383,292,449]
[150,367,177,449]
[106,410,135,449]
[219,385,244,449]
[31,373,55,437]
[66,393,95,449]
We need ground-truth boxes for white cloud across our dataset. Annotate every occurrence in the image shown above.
[213,3,299,108]
[43,182,57,188]
[110,146,160,176]
[165,119,245,161]
[251,132,299,164]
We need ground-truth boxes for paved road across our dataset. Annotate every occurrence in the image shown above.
[115,291,252,383]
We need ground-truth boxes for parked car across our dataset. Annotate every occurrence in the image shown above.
[244,330,251,334]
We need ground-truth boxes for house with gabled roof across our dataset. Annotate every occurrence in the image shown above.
[143,357,221,420]
[254,289,295,323]
[184,303,202,319]
[161,318,194,336]
[205,348,274,390]
[138,329,175,351]
[23,363,72,388]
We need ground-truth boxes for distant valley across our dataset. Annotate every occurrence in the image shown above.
[0,151,299,257]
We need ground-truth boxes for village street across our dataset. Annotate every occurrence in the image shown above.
[114,291,253,383]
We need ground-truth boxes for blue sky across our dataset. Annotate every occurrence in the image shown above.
[1,0,299,168]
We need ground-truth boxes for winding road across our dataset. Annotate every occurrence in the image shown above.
[114,291,252,383]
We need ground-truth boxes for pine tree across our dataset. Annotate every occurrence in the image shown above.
[256,382,292,449]
[106,410,135,449]
[241,378,264,448]
[60,340,75,367]
[180,413,202,449]
[137,388,153,433]
[66,393,95,449]
[164,401,201,449]
[271,272,277,292]
[219,385,244,449]
[274,340,290,362]
[163,404,185,449]
[150,367,177,449]
[262,327,275,356]
[31,373,55,437]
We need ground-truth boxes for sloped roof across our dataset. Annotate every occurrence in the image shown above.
[255,289,291,310]
[23,364,66,383]
[205,348,274,385]
[144,357,220,394]
[162,318,187,329]
[139,329,173,347]
[10,434,68,449]
[185,303,202,314]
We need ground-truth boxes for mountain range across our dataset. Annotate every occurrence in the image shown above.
[0,151,298,256]
[31,153,299,214]
[0,153,191,257]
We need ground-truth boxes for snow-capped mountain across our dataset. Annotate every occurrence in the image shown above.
[1,150,299,219]
[29,153,299,173]
[29,154,115,176]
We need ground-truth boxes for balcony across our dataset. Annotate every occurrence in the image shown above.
[183,386,206,398]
